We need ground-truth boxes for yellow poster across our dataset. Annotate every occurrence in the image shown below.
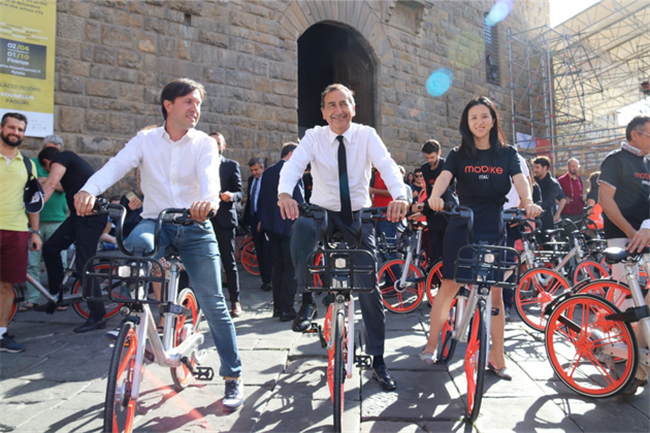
[0,0,56,137]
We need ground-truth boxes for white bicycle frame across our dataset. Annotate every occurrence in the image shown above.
[118,259,206,402]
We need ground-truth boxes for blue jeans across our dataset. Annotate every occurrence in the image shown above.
[126,219,242,378]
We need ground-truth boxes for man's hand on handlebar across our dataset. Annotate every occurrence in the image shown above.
[189,200,216,222]
[278,193,299,220]
[627,228,650,253]
[386,199,409,223]
[74,191,97,217]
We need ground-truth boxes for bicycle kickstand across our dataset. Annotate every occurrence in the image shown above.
[181,356,215,381]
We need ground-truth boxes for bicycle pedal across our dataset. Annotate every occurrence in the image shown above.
[354,355,372,369]
[305,322,321,333]
[194,366,215,381]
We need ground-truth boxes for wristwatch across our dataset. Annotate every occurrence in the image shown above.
[395,195,412,204]
[30,229,42,236]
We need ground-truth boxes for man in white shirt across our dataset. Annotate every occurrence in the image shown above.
[277,83,409,391]
[73,78,244,410]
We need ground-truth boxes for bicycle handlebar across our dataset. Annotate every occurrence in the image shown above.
[441,202,474,245]
[298,203,387,249]
[93,199,214,257]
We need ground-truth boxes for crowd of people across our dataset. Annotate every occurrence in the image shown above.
[1,77,649,417]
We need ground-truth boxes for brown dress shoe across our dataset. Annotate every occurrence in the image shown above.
[231,302,243,317]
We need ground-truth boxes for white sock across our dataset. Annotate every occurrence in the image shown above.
[0,327,7,339]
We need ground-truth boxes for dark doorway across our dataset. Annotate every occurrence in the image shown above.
[298,23,376,137]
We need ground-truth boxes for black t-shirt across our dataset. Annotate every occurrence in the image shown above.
[410,183,423,196]
[443,145,521,205]
[52,151,97,210]
[586,187,598,203]
[599,148,650,238]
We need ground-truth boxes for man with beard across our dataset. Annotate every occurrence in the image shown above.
[0,113,42,353]
[209,131,244,317]
[557,158,585,224]
[533,156,562,241]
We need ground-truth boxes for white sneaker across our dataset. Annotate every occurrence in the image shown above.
[223,377,244,410]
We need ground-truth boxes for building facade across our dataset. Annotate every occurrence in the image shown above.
[24,0,549,192]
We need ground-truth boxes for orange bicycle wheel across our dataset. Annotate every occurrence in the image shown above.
[378,259,424,313]
[8,286,20,325]
[572,259,609,286]
[241,241,260,276]
[464,299,486,423]
[515,268,571,332]
[72,263,124,320]
[104,322,138,433]
[425,260,443,305]
[545,294,637,398]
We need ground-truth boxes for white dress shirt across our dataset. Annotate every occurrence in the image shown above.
[504,153,529,208]
[278,123,408,211]
[81,126,221,219]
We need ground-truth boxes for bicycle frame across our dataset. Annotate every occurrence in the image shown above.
[118,259,205,403]
[451,284,492,346]
[397,225,425,285]
[620,254,650,368]
[327,293,357,380]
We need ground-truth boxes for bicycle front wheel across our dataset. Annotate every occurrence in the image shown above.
[425,260,443,306]
[332,309,345,432]
[378,259,424,313]
[437,297,458,364]
[572,259,610,286]
[545,294,637,398]
[171,288,202,391]
[465,299,486,423]
[104,322,138,433]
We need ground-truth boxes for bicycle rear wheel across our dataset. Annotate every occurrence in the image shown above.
[72,263,124,320]
[331,309,345,432]
[465,299,486,423]
[545,294,637,398]
[425,260,443,306]
[104,322,138,433]
[437,297,457,364]
[572,259,609,286]
[378,259,424,313]
[8,286,20,325]
[515,268,570,332]
[171,288,202,390]
[241,241,260,276]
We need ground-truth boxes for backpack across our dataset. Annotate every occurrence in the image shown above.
[23,158,44,214]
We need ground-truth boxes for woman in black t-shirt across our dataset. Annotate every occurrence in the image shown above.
[421,97,542,378]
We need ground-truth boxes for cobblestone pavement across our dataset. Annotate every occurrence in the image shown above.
[1,267,648,432]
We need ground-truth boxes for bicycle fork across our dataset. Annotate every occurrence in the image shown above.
[452,285,492,362]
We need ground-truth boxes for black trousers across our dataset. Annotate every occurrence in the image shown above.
[426,214,447,264]
[250,213,271,285]
[267,231,296,314]
[290,211,386,356]
[43,214,107,320]
[212,220,240,303]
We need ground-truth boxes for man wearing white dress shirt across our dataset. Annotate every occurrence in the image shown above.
[277,83,410,391]
[73,78,244,410]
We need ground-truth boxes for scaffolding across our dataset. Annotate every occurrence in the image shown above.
[507,0,650,175]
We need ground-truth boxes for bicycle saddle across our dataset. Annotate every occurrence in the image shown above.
[602,246,649,264]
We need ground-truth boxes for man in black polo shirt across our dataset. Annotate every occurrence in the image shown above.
[599,115,650,396]
[412,139,457,264]
[37,147,108,332]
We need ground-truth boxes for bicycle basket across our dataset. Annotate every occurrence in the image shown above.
[306,248,376,293]
[82,255,167,305]
[453,244,520,289]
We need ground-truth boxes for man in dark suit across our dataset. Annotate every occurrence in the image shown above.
[258,143,304,321]
[209,132,244,317]
[243,157,272,291]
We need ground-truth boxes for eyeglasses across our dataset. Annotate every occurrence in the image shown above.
[414,175,423,178]
[639,131,650,138]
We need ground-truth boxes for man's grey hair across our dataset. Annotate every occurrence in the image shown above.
[43,134,63,149]
[320,83,355,108]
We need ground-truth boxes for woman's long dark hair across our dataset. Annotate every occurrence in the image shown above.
[458,96,507,159]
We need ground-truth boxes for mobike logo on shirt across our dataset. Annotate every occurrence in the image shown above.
[634,172,650,181]
[464,165,503,180]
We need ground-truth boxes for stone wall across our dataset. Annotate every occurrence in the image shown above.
[21,0,548,194]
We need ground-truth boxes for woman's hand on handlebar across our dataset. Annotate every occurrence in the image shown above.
[278,193,299,220]
[524,203,543,219]
[427,196,444,212]
[189,200,216,222]
[74,191,97,217]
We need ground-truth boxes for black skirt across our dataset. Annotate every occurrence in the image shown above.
[442,202,505,280]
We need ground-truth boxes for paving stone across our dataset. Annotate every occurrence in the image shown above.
[361,370,464,420]
[254,394,360,433]
[419,421,475,432]
[474,396,582,432]
[548,396,650,432]
[272,357,361,402]
[360,420,429,432]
